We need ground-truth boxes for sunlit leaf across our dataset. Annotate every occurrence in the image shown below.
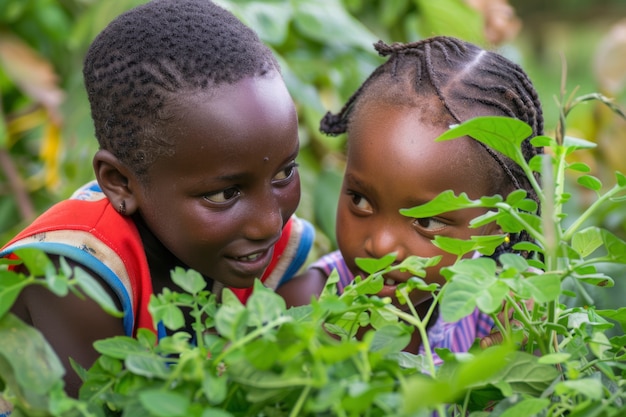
[356,253,397,275]
[139,390,189,417]
[577,175,602,191]
[73,267,122,317]
[171,267,206,295]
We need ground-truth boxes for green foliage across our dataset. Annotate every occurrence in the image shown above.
[3,100,626,415]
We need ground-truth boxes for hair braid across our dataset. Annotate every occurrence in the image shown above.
[321,36,545,257]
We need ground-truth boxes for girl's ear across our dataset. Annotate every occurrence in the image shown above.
[93,149,140,216]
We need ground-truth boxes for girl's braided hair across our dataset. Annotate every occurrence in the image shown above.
[321,36,544,257]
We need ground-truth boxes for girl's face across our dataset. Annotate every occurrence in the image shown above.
[336,102,499,307]
[134,73,300,288]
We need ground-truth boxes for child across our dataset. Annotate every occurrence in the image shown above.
[281,36,543,358]
[0,0,313,397]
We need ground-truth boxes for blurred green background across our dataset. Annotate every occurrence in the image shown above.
[1,0,626,307]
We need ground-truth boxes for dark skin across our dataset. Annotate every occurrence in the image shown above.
[11,72,303,396]
[281,99,506,352]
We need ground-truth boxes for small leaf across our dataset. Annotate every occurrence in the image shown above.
[520,274,561,303]
[577,175,602,191]
[567,162,591,172]
[355,253,396,274]
[616,171,626,187]
[13,248,54,276]
[171,267,206,295]
[93,336,149,359]
[401,191,482,218]
[572,227,603,257]
[125,354,170,379]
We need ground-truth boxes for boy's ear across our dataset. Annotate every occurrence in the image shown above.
[93,149,140,216]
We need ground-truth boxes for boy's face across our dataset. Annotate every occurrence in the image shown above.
[134,73,300,288]
[336,102,499,308]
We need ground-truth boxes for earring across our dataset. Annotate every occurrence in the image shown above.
[118,200,127,216]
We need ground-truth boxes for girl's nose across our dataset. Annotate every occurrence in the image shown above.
[364,228,406,262]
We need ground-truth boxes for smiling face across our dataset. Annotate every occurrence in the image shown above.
[132,73,300,288]
[336,100,500,307]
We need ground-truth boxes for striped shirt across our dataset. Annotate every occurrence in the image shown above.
[309,250,494,365]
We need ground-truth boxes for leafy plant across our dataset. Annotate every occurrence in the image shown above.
[2,94,626,416]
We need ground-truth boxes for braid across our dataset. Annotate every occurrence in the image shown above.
[321,36,544,256]
[84,0,279,179]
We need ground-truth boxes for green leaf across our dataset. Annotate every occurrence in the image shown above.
[572,227,603,257]
[125,354,170,379]
[149,296,185,331]
[437,116,532,168]
[396,255,440,276]
[215,290,249,340]
[13,248,54,276]
[577,175,602,191]
[616,171,626,187]
[93,336,149,359]
[567,161,591,172]
[355,253,397,275]
[202,370,228,405]
[171,267,207,295]
[401,191,498,218]
[498,398,550,417]
[246,281,286,327]
[519,274,561,303]
[0,271,29,318]
[139,390,190,417]
[440,258,508,321]
[415,0,484,44]
[555,378,604,400]
[292,0,377,49]
[222,0,292,45]
[562,135,597,154]
[73,267,122,317]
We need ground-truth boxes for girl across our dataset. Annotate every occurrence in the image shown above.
[281,36,543,358]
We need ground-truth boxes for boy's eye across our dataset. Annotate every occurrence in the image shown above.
[413,217,447,233]
[274,162,298,182]
[204,187,240,203]
[350,193,373,213]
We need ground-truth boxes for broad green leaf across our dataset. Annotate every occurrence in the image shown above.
[440,259,508,321]
[73,267,122,317]
[538,352,571,364]
[93,336,149,359]
[355,253,397,275]
[601,229,626,262]
[577,174,602,191]
[572,227,603,257]
[415,0,484,44]
[499,253,529,273]
[149,297,185,331]
[519,274,561,303]
[139,390,190,417]
[202,370,228,405]
[437,116,532,168]
[530,135,556,148]
[13,248,54,277]
[215,291,249,340]
[0,272,29,318]
[616,171,626,187]
[292,0,377,49]
[125,354,170,379]
[596,307,626,332]
[498,398,550,417]
[368,324,410,354]
[555,378,603,400]
[0,313,64,403]
[246,281,286,327]
[434,235,506,257]
[219,0,292,44]
[170,267,206,295]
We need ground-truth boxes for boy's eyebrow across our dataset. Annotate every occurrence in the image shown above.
[213,143,300,182]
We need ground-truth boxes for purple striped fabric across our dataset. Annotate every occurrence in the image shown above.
[309,250,494,364]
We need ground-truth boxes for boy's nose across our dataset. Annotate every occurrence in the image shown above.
[245,196,283,241]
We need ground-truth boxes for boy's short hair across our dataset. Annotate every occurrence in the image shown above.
[83,0,279,177]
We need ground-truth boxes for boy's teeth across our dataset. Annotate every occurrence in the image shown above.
[385,278,395,285]
[239,253,260,261]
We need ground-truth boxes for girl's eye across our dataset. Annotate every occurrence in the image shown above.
[204,187,240,204]
[349,192,373,214]
[274,162,298,182]
[413,217,447,233]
